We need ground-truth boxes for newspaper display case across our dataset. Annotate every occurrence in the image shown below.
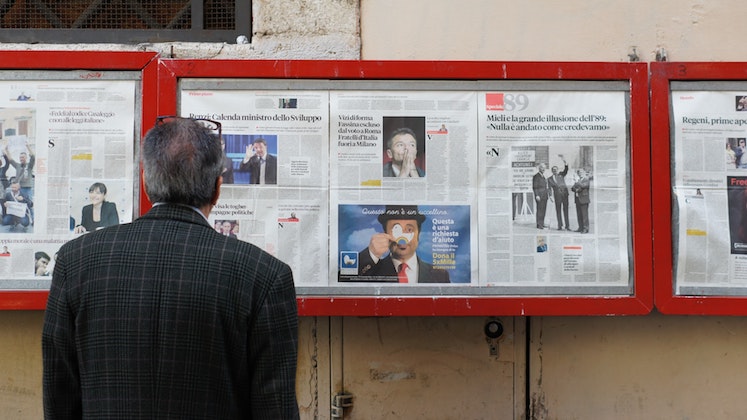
[158,60,653,316]
[651,62,747,314]
[0,50,157,309]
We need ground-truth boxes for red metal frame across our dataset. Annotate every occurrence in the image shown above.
[0,50,158,310]
[651,62,747,314]
[156,59,653,316]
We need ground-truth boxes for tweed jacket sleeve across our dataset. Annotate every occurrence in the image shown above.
[42,254,82,418]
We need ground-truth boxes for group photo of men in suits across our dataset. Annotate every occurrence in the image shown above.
[519,148,594,235]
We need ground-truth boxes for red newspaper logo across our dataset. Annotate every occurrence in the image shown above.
[485,93,505,111]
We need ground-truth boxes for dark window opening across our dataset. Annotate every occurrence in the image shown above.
[0,0,251,43]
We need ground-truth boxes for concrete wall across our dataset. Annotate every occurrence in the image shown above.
[361,0,746,62]
[3,1,747,419]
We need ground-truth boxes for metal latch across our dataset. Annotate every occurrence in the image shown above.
[331,392,354,418]
[484,318,504,357]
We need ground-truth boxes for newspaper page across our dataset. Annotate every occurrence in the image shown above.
[478,91,630,292]
[0,79,136,288]
[671,90,747,295]
[180,89,329,287]
[330,90,479,287]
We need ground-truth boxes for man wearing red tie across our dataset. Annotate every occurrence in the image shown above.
[356,205,450,283]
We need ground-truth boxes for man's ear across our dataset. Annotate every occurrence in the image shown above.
[142,178,151,202]
[211,176,223,205]
[386,149,393,159]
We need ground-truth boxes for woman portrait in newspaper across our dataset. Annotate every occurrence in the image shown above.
[73,182,119,233]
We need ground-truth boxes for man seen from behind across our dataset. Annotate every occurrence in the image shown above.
[42,116,299,419]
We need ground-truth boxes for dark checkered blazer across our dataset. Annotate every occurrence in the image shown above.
[43,204,299,419]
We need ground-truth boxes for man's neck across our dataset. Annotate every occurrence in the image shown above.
[392,254,417,265]
[153,202,213,224]
[199,204,213,219]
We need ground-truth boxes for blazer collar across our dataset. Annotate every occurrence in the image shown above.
[139,203,212,228]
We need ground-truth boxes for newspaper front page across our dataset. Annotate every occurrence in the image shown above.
[671,90,747,295]
[180,86,633,294]
[180,89,329,287]
[0,79,136,288]
[330,90,479,288]
[478,91,631,292]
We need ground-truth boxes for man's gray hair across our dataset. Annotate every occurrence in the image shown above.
[142,118,224,208]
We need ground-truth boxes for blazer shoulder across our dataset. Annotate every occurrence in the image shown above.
[223,236,291,273]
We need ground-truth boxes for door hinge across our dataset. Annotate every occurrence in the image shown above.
[331,392,354,418]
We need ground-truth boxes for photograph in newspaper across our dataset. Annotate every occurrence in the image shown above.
[0,79,137,289]
[382,116,427,178]
[478,90,630,291]
[180,88,330,287]
[221,134,278,185]
[329,89,479,287]
[670,90,747,293]
[2,111,36,234]
[329,90,478,203]
[336,204,471,284]
[70,179,129,234]
[727,176,747,254]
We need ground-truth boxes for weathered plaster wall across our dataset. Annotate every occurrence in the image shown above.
[361,0,745,62]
